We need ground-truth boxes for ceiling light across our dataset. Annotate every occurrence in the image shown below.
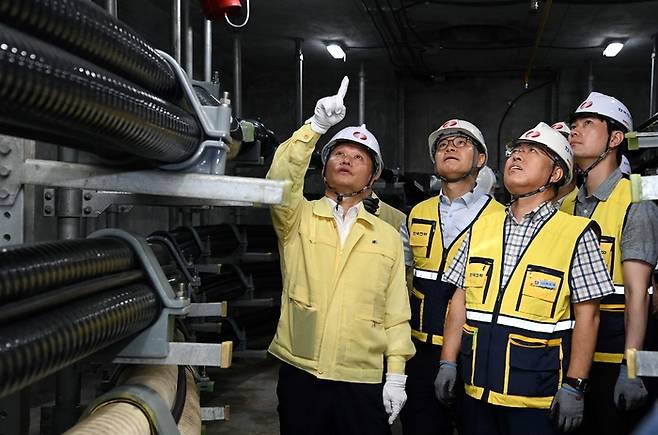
[603,42,624,58]
[326,43,346,61]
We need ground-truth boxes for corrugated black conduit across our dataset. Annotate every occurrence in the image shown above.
[0,238,135,304]
[0,0,179,99]
[0,23,201,163]
[0,284,159,399]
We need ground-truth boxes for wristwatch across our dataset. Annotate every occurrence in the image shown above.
[564,376,589,393]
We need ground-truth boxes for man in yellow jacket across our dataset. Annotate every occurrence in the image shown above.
[266,77,415,435]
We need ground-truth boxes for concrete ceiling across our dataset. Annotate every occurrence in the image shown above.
[113,0,658,82]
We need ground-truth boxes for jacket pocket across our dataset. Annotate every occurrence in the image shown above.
[287,290,320,360]
[516,265,563,319]
[346,303,387,370]
[505,334,561,398]
[460,324,478,386]
[464,257,493,307]
[410,287,425,332]
[409,219,436,260]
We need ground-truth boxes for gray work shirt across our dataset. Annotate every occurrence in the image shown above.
[575,168,658,266]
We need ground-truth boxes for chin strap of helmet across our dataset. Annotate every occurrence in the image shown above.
[574,120,616,185]
[323,164,377,210]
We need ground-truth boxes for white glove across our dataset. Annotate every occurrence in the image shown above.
[382,373,407,425]
[305,76,349,134]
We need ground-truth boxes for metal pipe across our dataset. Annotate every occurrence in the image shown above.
[185,26,194,78]
[651,35,658,117]
[359,62,366,125]
[233,36,242,118]
[587,61,594,94]
[204,20,212,82]
[106,0,117,17]
[172,0,182,64]
[295,39,303,126]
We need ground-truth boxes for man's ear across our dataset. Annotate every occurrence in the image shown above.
[608,130,625,149]
[550,165,565,185]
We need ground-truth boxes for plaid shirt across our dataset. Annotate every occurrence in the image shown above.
[442,201,614,303]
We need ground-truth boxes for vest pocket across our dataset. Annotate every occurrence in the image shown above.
[460,324,478,386]
[464,257,493,306]
[505,334,561,398]
[410,287,425,332]
[409,219,436,259]
[516,265,563,319]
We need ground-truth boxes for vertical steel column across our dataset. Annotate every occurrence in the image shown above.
[359,62,366,125]
[52,146,82,433]
[233,35,243,118]
[172,0,182,64]
[106,0,117,17]
[186,26,194,78]
[650,35,658,117]
[204,20,213,82]
[295,39,303,126]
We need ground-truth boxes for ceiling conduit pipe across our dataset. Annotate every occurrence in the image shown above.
[234,35,243,118]
[295,39,304,127]
[522,0,553,88]
[359,62,366,125]
[650,34,657,117]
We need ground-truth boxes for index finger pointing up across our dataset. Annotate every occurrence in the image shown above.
[336,76,349,99]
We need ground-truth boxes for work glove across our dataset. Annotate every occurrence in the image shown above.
[434,360,457,406]
[550,384,584,432]
[614,364,648,411]
[363,196,379,215]
[382,373,407,425]
[305,76,349,134]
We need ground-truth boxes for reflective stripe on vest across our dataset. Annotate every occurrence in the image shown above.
[462,207,593,409]
[408,196,503,345]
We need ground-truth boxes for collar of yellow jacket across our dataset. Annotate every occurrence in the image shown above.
[315,196,377,227]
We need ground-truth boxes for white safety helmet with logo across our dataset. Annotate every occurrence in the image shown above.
[551,121,571,138]
[321,124,384,179]
[571,91,633,132]
[427,119,488,164]
[511,121,574,186]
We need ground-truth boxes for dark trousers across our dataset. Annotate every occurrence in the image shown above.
[577,362,650,435]
[400,339,461,435]
[276,361,391,435]
[463,395,558,435]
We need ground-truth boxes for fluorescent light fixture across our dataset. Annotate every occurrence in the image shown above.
[603,42,624,57]
[326,43,346,61]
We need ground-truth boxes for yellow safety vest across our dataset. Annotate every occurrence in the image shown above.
[408,195,503,345]
[560,178,631,363]
[462,208,593,409]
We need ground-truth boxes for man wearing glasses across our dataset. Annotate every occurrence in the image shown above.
[401,119,503,435]
[436,122,612,435]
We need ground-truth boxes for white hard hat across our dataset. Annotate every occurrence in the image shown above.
[428,119,487,164]
[475,166,497,195]
[321,124,384,178]
[571,91,633,132]
[512,122,574,186]
[620,155,631,175]
[551,121,571,138]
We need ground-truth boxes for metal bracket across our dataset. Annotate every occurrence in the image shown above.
[43,188,55,217]
[82,384,179,435]
[0,136,28,206]
[113,341,233,368]
[188,302,228,317]
[627,348,658,378]
[21,159,287,206]
[201,406,230,421]
[0,189,25,247]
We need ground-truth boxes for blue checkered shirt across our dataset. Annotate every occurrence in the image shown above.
[442,201,615,303]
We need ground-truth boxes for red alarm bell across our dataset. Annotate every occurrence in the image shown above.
[199,0,242,21]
